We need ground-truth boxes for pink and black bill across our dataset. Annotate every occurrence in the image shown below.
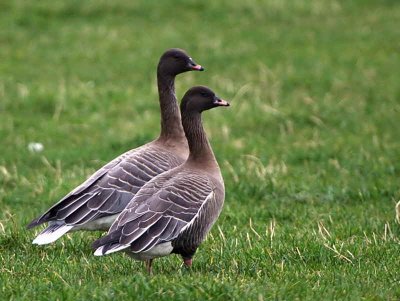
[213,97,230,107]
[189,58,204,71]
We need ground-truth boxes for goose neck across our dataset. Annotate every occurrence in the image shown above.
[182,112,216,165]
[157,71,185,141]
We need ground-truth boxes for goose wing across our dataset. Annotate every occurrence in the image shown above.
[28,145,182,229]
[93,170,217,254]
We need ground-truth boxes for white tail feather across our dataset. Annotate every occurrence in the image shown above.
[94,247,105,256]
[94,244,129,256]
[32,225,74,245]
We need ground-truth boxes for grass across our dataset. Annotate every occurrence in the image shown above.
[1,0,400,300]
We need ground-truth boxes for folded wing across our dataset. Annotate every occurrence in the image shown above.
[28,146,183,236]
[93,170,214,255]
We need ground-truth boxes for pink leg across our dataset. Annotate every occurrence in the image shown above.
[183,258,192,267]
[145,259,153,275]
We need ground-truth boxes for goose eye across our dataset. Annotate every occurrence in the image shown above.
[200,92,208,97]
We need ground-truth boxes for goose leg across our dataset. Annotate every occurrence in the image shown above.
[183,257,192,267]
[145,259,153,275]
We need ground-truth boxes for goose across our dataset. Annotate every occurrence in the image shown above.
[93,86,229,274]
[27,49,204,245]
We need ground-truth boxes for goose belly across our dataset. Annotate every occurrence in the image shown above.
[73,214,119,231]
[126,242,173,261]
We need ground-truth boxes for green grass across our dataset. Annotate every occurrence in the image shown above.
[1,0,400,300]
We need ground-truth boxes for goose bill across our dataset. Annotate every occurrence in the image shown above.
[213,99,230,106]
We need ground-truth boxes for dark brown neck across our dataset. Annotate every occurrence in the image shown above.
[157,70,185,141]
[182,111,217,165]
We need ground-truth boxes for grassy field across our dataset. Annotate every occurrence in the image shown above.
[1,0,400,300]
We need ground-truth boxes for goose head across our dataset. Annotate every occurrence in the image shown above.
[181,86,230,113]
[158,48,204,76]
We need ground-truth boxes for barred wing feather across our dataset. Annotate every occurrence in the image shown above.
[93,170,215,254]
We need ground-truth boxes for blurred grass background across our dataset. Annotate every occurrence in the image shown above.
[0,0,399,300]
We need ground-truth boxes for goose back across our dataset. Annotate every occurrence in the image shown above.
[28,143,187,230]
[93,166,224,258]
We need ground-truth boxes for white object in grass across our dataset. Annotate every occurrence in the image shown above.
[28,142,44,153]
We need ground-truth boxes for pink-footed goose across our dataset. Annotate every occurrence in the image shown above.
[93,86,229,274]
[27,49,204,245]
